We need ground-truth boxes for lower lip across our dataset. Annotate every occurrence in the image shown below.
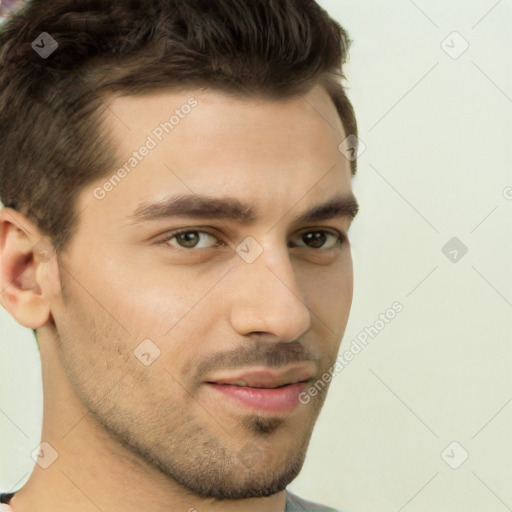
[206,382,307,414]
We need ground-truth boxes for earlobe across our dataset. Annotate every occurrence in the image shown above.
[0,208,53,329]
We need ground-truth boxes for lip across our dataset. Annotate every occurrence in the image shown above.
[204,366,315,414]
[205,366,315,389]
[205,381,309,414]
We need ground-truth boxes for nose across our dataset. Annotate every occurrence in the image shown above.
[229,241,312,342]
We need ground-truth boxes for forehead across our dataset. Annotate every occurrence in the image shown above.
[77,86,352,230]
[103,84,346,168]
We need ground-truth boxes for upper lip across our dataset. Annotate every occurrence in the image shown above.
[205,365,315,389]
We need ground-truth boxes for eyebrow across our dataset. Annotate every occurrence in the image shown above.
[130,193,359,225]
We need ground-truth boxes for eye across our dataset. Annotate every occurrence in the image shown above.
[158,229,222,250]
[290,230,346,250]
[156,228,346,251]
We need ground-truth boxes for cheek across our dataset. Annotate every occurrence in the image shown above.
[65,252,197,339]
[300,255,353,330]
[54,290,168,407]
[306,252,353,297]
[57,249,221,381]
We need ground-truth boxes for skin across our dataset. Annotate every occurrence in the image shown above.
[0,84,357,512]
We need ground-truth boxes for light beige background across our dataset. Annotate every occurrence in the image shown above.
[1,1,511,510]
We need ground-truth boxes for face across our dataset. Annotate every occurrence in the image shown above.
[50,85,356,499]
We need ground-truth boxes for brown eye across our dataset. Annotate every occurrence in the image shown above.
[157,228,345,252]
[302,232,327,248]
[291,230,345,250]
[159,230,221,250]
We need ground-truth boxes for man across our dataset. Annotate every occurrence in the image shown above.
[0,1,359,510]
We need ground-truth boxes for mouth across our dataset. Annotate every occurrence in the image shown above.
[204,366,314,414]
[208,380,307,388]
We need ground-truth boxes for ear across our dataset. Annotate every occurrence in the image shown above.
[0,207,55,329]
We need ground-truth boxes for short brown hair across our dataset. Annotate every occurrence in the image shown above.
[0,0,357,253]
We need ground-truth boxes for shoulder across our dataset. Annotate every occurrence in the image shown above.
[285,490,342,511]
[0,492,15,511]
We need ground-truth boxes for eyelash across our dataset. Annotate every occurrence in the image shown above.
[156,228,347,251]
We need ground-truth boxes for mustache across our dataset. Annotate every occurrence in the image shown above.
[192,341,320,381]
